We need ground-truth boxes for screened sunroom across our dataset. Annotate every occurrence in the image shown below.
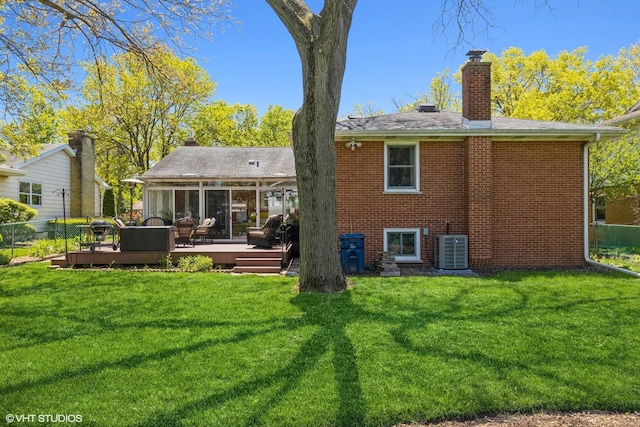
[140,145,297,241]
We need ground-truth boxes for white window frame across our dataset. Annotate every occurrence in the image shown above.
[384,141,420,193]
[384,228,421,262]
[18,180,43,207]
[593,194,606,224]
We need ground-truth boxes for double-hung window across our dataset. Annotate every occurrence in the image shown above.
[384,228,420,262]
[19,181,43,206]
[385,142,419,192]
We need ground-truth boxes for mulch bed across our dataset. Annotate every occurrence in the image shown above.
[398,411,640,426]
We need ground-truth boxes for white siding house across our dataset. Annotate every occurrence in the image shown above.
[0,137,110,221]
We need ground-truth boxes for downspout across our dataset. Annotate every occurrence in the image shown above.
[583,133,640,276]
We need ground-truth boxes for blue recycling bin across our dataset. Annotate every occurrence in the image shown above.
[339,233,365,274]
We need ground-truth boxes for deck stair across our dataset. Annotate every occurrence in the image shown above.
[233,256,282,274]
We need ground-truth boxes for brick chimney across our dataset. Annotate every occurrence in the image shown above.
[184,136,199,146]
[461,50,491,128]
[68,130,97,217]
[461,50,493,267]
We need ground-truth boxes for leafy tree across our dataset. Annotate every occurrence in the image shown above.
[350,102,385,118]
[257,105,295,146]
[589,132,640,203]
[64,47,215,181]
[0,1,231,156]
[190,101,259,146]
[0,77,66,160]
[394,68,460,113]
[190,102,293,147]
[486,46,640,123]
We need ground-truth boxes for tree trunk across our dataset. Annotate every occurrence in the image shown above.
[267,0,357,292]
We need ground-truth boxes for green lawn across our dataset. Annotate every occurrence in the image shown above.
[1,263,639,426]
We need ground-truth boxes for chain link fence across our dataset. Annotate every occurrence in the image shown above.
[591,224,640,253]
[0,218,118,262]
[590,223,640,272]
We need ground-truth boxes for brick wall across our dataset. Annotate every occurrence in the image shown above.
[335,138,586,268]
[336,140,466,266]
[492,140,585,267]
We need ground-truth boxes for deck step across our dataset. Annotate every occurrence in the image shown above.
[235,257,282,267]
[232,265,282,274]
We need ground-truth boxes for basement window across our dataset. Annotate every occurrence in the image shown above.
[384,228,420,262]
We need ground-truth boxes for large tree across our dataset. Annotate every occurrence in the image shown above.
[266,0,357,293]
[0,0,230,154]
[267,0,513,292]
[486,46,640,123]
[64,47,215,214]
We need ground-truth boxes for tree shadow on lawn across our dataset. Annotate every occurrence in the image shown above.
[2,270,640,426]
[133,290,369,426]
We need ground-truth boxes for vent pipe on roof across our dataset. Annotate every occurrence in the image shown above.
[416,103,439,113]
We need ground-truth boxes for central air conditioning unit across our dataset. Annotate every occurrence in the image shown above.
[434,235,468,269]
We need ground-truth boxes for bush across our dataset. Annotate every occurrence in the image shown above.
[0,198,38,223]
[0,252,10,265]
[177,255,212,272]
[0,223,36,246]
[103,189,115,217]
[29,239,68,258]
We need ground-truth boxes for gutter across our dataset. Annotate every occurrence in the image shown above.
[583,133,640,277]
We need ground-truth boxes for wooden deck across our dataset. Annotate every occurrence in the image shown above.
[50,242,293,274]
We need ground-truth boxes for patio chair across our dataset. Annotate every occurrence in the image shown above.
[246,214,283,248]
[194,217,217,243]
[141,216,170,226]
[174,217,197,247]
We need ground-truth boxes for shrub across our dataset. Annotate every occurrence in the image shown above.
[0,198,38,223]
[28,239,68,258]
[0,252,10,265]
[103,189,115,217]
[177,255,212,272]
[0,223,36,246]
[160,253,174,269]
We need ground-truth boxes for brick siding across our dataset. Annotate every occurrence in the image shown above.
[335,139,586,268]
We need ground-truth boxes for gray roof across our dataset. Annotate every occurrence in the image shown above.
[604,105,640,128]
[335,111,627,140]
[141,146,296,181]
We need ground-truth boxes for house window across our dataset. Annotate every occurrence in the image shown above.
[384,228,420,262]
[19,181,42,206]
[385,142,419,192]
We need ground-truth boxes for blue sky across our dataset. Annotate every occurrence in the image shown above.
[192,1,640,117]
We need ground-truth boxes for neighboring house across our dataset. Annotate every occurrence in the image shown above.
[0,131,110,221]
[333,52,625,269]
[595,103,640,224]
[140,144,297,240]
[142,52,626,269]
